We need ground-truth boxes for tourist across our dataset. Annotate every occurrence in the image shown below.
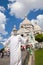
[3,34,28,65]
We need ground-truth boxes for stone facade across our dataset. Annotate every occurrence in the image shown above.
[11,17,42,47]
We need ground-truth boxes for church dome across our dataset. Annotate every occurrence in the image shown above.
[17,27,29,34]
[11,25,17,35]
[13,25,17,31]
[21,17,31,25]
[34,23,41,31]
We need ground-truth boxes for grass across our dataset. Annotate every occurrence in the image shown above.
[35,49,43,65]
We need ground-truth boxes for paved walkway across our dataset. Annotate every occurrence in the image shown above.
[28,51,35,65]
[0,56,10,65]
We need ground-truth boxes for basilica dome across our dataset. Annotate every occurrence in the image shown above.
[21,17,31,25]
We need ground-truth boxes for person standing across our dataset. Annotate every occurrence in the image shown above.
[3,34,28,65]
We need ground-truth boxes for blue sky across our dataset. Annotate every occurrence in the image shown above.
[0,0,43,42]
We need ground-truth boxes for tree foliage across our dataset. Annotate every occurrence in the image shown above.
[35,34,43,42]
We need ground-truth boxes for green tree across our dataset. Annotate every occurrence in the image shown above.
[35,34,43,42]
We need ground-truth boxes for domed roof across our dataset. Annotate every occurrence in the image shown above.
[17,28,29,34]
[13,25,17,31]
[34,24,41,31]
[11,25,17,35]
[21,17,31,25]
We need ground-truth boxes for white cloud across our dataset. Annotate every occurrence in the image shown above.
[0,12,6,24]
[8,0,43,18]
[9,0,16,2]
[31,19,38,26]
[3,38,7,41]
[0,36,3,41]
[37,15,43,20]
[37,15,43,31]
[0,35,7,42]
[0,12,8,35]
[0,6,5,12]
[31,14,43,31]
[8,2,25,18]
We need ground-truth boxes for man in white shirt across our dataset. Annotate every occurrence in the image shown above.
[4,34,28,65]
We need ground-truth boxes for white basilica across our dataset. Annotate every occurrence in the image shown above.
[11,17,42,46]
[12,17,42,36]
[4,17,42,51]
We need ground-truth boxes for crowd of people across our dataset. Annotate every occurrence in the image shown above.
[0,48,10,58]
